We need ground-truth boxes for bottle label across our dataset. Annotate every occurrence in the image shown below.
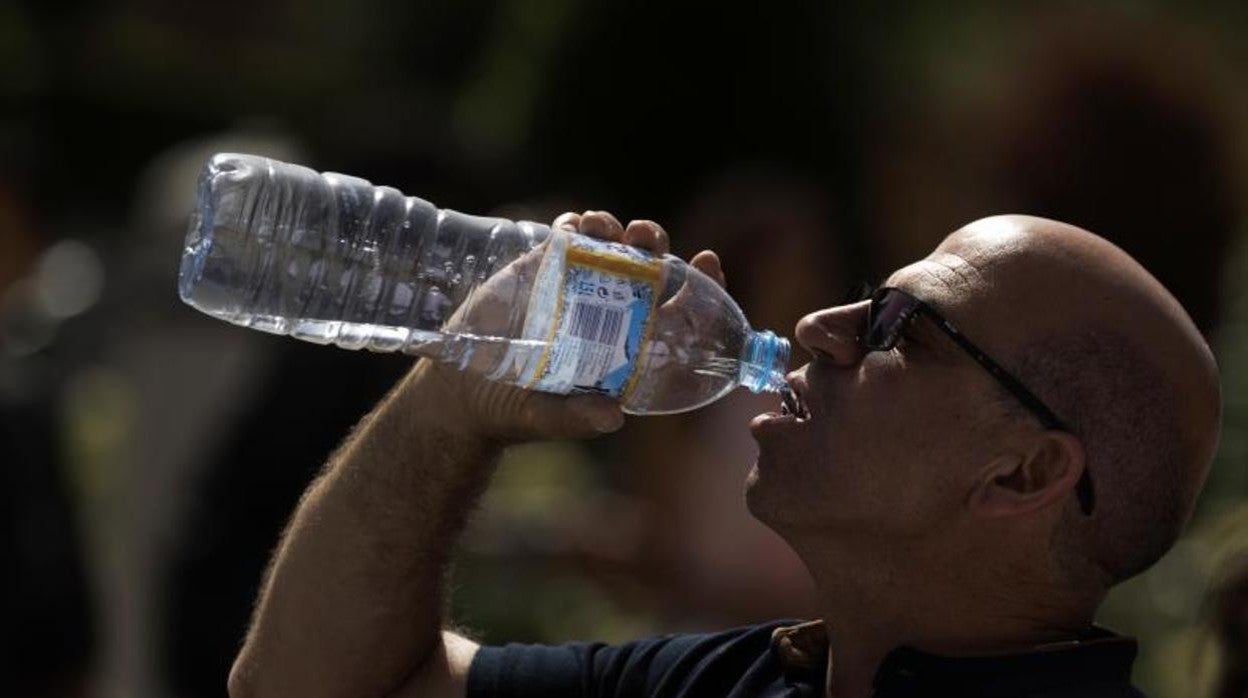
[525,235,661,397]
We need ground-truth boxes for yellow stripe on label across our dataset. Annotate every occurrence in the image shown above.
[566,246,663,282]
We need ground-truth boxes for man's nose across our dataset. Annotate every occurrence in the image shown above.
[794,300,870,366]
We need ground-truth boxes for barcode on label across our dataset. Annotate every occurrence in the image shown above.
[568,302,626,346]
[566,300,629,387]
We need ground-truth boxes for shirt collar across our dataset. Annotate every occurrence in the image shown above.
[770,620,1139,693]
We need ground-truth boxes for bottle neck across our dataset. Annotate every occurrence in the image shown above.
[739,329,791,394]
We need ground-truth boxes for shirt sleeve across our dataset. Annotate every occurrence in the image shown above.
[465,622,792,698]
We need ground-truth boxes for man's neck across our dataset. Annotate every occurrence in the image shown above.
[792,534,1098,698]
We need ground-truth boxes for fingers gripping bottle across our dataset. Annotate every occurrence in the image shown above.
[178,153,790,414]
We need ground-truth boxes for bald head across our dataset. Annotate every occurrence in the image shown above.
[936,215,1221,584]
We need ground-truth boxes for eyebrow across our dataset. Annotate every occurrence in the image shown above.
[881,265,950,302]
[927,252,987,290]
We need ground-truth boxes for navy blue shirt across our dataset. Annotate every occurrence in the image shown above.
[466,619,1145,697]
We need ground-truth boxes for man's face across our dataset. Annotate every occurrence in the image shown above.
[746,253,1017,542]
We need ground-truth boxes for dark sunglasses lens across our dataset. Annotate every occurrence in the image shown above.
[866,290,913,349]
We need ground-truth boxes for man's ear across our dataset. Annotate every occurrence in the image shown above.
[967,432,1086,518]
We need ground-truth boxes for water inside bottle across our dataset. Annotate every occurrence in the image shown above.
[180,153,799,414]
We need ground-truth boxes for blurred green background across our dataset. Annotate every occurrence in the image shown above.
[3,1,1248,696]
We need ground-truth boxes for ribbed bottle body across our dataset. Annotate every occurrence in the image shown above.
[179,153,549,353]
[178,153,790,414]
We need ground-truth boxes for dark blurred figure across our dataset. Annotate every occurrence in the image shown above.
[1,393,95,698]
[1,184,95,695]
[161,343,410,695]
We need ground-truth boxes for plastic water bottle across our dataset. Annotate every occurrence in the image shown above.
[178,153,791,414]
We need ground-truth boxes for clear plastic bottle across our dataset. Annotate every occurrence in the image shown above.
[178,153,790,414]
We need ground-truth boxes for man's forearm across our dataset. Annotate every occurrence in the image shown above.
[229,362,502,698]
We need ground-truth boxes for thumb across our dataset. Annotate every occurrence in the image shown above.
[515,392,625,439]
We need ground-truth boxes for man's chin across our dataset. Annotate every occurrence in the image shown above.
[745,454,836,536]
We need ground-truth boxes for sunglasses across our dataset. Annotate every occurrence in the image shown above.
[848,283,1095,516]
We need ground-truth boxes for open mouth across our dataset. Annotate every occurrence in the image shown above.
[780,386,810,420]
[750,380,811,432]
